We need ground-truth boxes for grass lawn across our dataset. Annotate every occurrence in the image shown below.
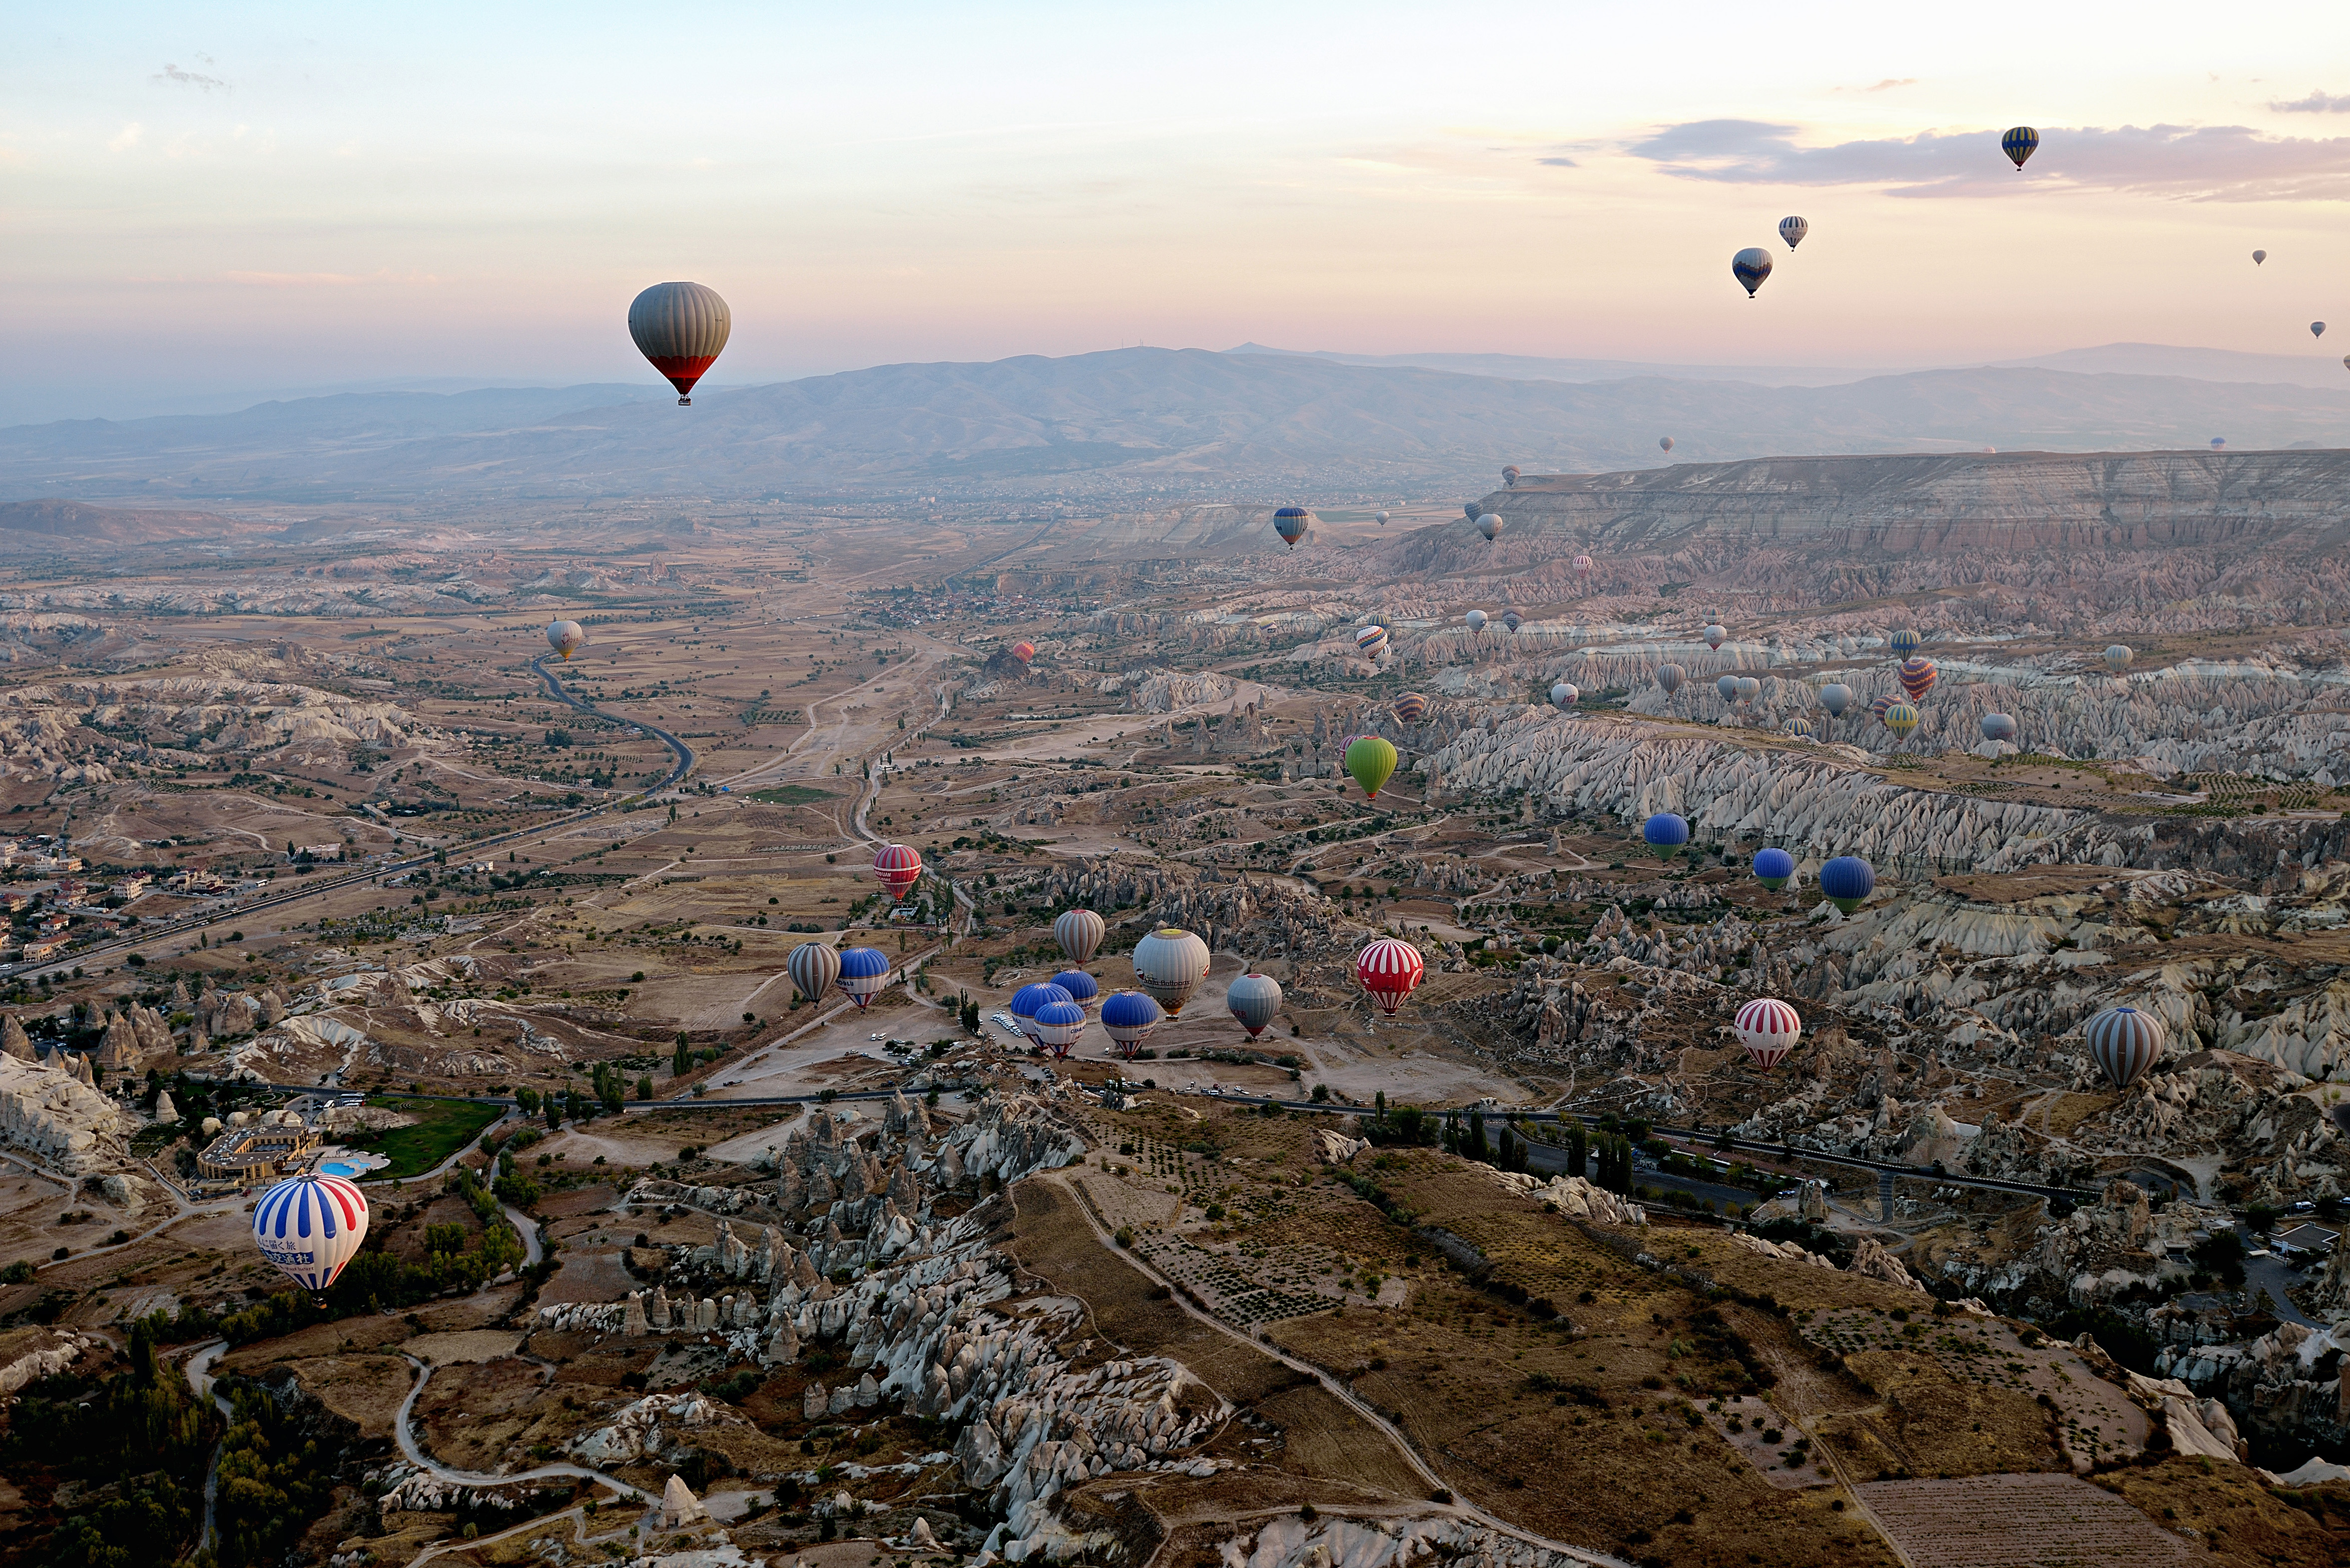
[747,784,834,804]
[353,1096,506,1180]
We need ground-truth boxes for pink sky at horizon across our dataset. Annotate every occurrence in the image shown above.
[7,2,2350,423]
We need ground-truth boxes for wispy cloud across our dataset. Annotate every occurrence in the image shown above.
[1832,77,1918,93]
[2270,89,2350,113]
[107,122,143,152]
[1535,156,1577,167]
[1629,119,2350,199]
[153,59,230,92]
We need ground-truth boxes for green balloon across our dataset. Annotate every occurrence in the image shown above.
[1345,736,1398,800]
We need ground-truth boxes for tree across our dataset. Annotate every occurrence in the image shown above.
[544,1097,561,1132]
[672,1039,692,1077]
[1567,1121,1589,1179]
[1465,1111,1491,1165]
[636,1074,653,1101]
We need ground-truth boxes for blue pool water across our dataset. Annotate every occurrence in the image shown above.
[320,1161,364,1177]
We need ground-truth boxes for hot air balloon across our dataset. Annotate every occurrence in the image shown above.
[872,844,923,902]
[2210,438,2227,450]
[1033,998,1087,1058]
[1274,507,1313,548]
[1573,553,1595,579]
[1550,682,1579,711]
[1502,609,1523,633]
[1465,609,1489,633]
[1882,700,1920,738]
[1778,215,1809,250]
[1897,657,1937,703]
[1819,683,1852,718]
[1753,847,1795,889]
[1642,812,1690,861]
[1011,641,1036,664]
[1502,465,1521,488]
[1888,628,1921,659]
[1789,715,1815,739]
[2343,356,2349,372]
[546,620,585,661]
[250,1172,370,1295]
[1392,691,1429,725]
[1981,713,2018,743]
[1133,927,1210,1016]
[2315,322,2329,340]
[1732,247,1772,298]
[1100,991,1164,1057]
[1659,436,1675,453]
[628,282,731,405]
[1345,735,1398,799]
[1355,625,1390,661]
[1376,511,1391,525]
[1478,513,1505,542]
[1052,969,1101,1013]
[1055,909,1106,967]
[1464,502,1482,521]
[1356,938,1425,1016]
[2105,644,2133,671]
[837,947,891,1009]
[1658,663,1686,696]
[1704,624,1727,651]
[1226,971,1283,1039]
[788,942,842,1005]
[1735,998,1801,1070]
[1868,693,1897,722]
[2001,126,2039,170]
[1011,981,1075,1046]
[2085,1005,2166,1092]
[1736,676,1761,703]
[2253,249,2267,265]
[1819,856,1874,913]
[1715,673,1740,703]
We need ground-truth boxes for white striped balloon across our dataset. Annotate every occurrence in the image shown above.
[1735,998,1801,1070]
[251,1173,370,1294]
[2085,1005,2165,1091]
[787,942,841,1004]
[1054,909,1106,967]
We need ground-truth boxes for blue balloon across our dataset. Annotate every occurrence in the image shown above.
[1051,969,1100,1006]
[1642,812,1691,861]
[1011,981,1074,1020]
[1101,991,1161,1030]
[1753,847,1795,889]
[1819,856,1876,912]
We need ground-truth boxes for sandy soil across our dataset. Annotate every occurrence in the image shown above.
[406,1329,525,1364]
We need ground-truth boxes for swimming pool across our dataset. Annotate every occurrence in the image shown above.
[320,1161,364,1178]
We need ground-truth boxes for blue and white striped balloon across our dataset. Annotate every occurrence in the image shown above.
[251,1172,370,1294]
[2085,1005,2166,1092]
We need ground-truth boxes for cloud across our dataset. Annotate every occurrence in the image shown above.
[222,269,440,288]
[107,122,143,152]
[1867,78,1918,92]
[1535,156,1577,167]
[2271,89,2350,113]
[1628,120,2350,199]
[154,61,229,91]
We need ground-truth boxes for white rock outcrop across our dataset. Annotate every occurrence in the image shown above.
[0,1052,136,1173]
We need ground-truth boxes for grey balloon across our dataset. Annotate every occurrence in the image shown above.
[1819,683,1852,717]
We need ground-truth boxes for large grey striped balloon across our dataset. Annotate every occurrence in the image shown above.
[2085,1005,2165,1091]
[787,941,841,1005]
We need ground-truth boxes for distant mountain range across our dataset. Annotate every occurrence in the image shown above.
[2,347,2345,505]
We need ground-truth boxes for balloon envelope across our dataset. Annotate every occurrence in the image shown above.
[1032,999,1087,1054]
[1888,628,1921,658]
[1132,928,1210,1015]
[1054,909,1107,967]
[1011,982,1075,1042]
[1896,657,1937,702]
[1659,436,1675,452]
[1819,683,1852,717]
[1716,674,1740,702]
[2001,125,2039,169]
[2253,249,2267,264]
[1274,507,1313,547]
[1345,736,1398,799]
[546,620,585,660]
[1753,847,1795,889]
[1731,247,1773,297]
[2085,1005,2165,1092]
[1981,713,2018,743]
[1777,215,1809,250]
[1819,856,1875,912]
[1704,624,1727,650]
[788,942,841,1004]
[1736,676,1761,702]
[1572,553,1594,576]
[1478,513,1504,542]
[1011,641,1036,664]
[2315,322,2329,339]
[1100,990,1165,1054]
[1392,691,1429,725]
[1465,609,1488,632]
[837,947,891,1008]
[1658,663,1686,695]
[872,844,923,901]
[2105,644,2133,671]
[252,1173,370,1294]
[1883,700,1920,737]
[1355,625,1389,660]
[628,282,731,403]
[1226,971,1283,1038]
[1356,938,1425,1016]
[1735,999,1801,1070]
[1642,812,1690,860]
[1051,969,1101,1010]
[1550,682,1579,711]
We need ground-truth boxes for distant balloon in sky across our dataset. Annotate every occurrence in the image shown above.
[2001,125,2039,170]
[1819,855,1875,913]
[1465,609,1488,633]
[1501,609,1522,633]
[252,1174,369,1295]
[1704,624,1727,651]
[1777,216,1809,250]
[1345,735,1398,799]
[1355,624,1389,661]
[2210,438,2226,450]
[546,620,584,660]
[1981,713,2018,743]
[628,282,730,406]
[1657,663,1685,696]
[1888,627,1921,658]
[1790,715,1815,738]
[1464,502,1482,521]
[1731,247,1773,298]
[2105,643,2133,671]
[1735,676,1761,703]
[1376,511,1390,525]
[1659,436,1675,452]
[1642,812,1690,860]
[1550,681,1579,711]
[2252,249,2267,265]
[1392,691,1428,725]
[1716,673,1740,702]
[1011,640,1035,663]
[1478,513,1504,542]
[1818,683,1852,717]
[2315,322,2329,339]
[1573,553,1595,579]
[1226,971,1283,1040]
[1896,657,1937,703]
[1883,700,1920,738]
[2086,1004,2165,1092]
[1273,507,1312,548]
[1502,465,1521,488]
[1753,847,1795,889]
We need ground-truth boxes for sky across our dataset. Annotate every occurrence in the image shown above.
[9,1,2350,423]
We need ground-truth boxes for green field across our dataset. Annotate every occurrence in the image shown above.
[353,1096,506,1180]
[747,784,835,804]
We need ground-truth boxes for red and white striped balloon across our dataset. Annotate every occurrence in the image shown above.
[1356,938,1425,1017]
[1734,998,1801,1070]
[872,844,922,902]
